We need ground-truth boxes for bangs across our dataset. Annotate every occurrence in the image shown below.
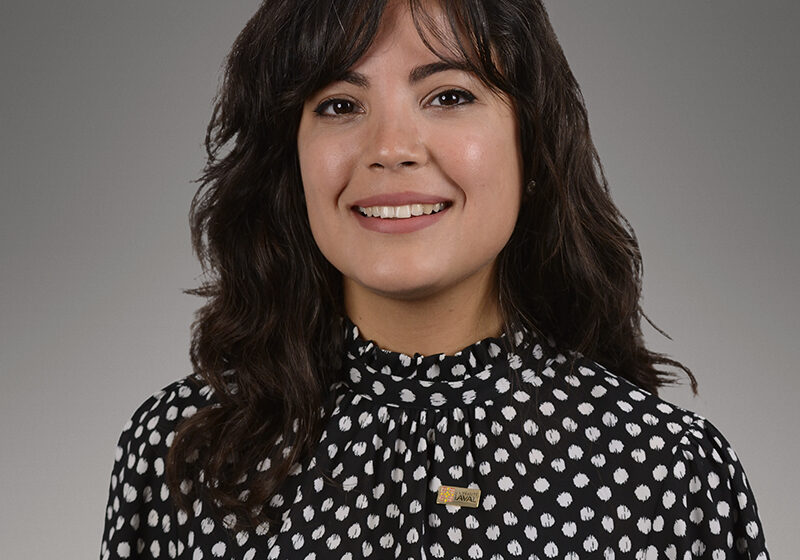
[284,0,511,105]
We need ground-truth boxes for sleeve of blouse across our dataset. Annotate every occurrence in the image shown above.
[99,384,188,560]
[648,414,770,559]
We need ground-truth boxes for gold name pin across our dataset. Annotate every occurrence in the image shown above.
[436,485,481,508]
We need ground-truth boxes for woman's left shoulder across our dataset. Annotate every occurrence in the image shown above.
[566,356,770,558]
[562,355,737,450]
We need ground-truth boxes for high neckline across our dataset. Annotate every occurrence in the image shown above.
[341,317,543,409]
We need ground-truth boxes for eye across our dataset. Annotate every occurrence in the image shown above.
[313,98,361,117]
[429,88,476,107]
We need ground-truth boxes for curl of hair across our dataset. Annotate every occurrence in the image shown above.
[166,0,697,533]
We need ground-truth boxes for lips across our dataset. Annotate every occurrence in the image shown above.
[353,205,449,233]
[350,191,451,208]
[349,192,450,234]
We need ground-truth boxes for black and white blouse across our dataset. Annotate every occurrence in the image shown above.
[101,319,770,559]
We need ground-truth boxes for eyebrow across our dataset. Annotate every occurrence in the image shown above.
[334,60,472,88]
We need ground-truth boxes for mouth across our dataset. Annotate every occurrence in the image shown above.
[354,202,452,219]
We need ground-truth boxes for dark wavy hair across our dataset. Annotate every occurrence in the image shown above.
[166,0,697,532]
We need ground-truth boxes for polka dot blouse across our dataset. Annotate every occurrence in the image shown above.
[101,320,770,559]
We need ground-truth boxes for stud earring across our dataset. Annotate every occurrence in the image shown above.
[524,179,536,195]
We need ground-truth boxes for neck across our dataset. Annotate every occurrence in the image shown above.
[343,264,503,356]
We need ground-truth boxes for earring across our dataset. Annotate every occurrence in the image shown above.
[525,179,536,195]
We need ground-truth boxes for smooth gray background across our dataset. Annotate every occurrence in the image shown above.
[1,2,796,557]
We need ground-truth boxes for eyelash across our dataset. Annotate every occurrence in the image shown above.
[313,88,477,118]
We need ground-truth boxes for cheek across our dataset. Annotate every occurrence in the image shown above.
[298,145,328,243]
[445,127,522,200]
[300,140,347,213]
[297,135,360,256]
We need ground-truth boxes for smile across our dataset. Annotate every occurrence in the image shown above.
[356,202,449,219]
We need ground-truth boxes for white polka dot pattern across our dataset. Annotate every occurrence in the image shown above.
[100,320,770,558]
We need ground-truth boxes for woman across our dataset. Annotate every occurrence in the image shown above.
[100,1,769,558]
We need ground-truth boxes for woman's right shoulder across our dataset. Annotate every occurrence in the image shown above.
[110,373,225,461]
[101,374,227,558]
[114,373,221,453]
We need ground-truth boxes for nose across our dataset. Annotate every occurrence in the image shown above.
[365,105,427,171]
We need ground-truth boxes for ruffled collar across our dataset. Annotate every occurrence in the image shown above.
[342,317,541,410]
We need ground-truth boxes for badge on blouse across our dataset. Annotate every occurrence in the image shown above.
[436,485,481,508]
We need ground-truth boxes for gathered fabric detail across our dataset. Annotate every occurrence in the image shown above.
[342,317,544,410]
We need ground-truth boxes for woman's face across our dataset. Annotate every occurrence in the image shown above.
[297,1,523,306]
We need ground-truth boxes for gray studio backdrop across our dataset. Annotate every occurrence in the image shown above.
[1,1,797,557]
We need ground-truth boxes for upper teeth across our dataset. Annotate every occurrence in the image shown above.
[357,202,447,218]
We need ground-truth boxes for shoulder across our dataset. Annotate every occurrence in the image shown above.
[542,349,752,490]
[554,352,712,445]
[101,374,223,558]
[557,355,769,556]
[110,373,221,477]
[118,374,217,442]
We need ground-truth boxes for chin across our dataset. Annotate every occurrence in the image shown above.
[357,274,446,301]
[344,259,452,298]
